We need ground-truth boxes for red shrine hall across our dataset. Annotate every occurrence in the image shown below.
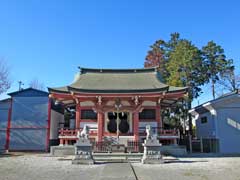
[48,67,187,148]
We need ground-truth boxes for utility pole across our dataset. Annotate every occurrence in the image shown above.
[18,81,24,91]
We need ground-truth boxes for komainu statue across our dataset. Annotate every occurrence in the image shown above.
[146,125,153,140]
[78,125,89,140]
[141,125,163,164]
[73,125,94,165]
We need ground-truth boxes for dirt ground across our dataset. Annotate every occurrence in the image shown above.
[0,153,240,180]
[133,156,240,180]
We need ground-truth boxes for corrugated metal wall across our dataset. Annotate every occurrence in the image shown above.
[9,96,48,151]
[0,100,10,151]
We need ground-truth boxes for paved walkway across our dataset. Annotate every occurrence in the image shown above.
[98,163,136,180]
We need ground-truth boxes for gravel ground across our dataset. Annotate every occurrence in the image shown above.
[0,153,104,180]
[0,153,240,180]
[133,156,240,180]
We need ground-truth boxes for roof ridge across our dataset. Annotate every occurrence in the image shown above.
[8,87,48,96]
[78,66,158,74]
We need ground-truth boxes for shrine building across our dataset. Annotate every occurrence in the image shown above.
[48,67,187,148]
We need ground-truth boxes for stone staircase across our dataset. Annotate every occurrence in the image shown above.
[50,145,187,157]
[93,153,143,163]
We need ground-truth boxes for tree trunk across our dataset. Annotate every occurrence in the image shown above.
[187,99,192,136]
[212,79,215,99]
[232,73,236,91]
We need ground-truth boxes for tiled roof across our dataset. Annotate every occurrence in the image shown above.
[49,67,187,94]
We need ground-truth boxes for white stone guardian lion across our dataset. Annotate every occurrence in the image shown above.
[77,125,89,140]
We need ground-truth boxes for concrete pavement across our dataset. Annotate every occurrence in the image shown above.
[98,163,136,180]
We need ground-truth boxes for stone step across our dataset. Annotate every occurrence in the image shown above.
[93,157,141,163]
[94,158,141,163]
[93,153,143,162]
[93,152,143,157]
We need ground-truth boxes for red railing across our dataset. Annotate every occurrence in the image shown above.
[58,127,179,145]
[58,128,178,138]
[58,128,99,145]
[138,127,179,137]
[58,128,98,137]
[59,128,178,136]
[59,128,79,137]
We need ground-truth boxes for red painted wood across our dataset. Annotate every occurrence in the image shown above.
[46,98,51,152]
[50,93,72,99]
[75,103,81,129]
[58,128,97,145]
[5,98,13,151]
[59,139,64,145]
[156,105,162,129]
[74,92,165,97]
[103,132,134,136]
[51,90,184,145]
[133,111,139,141]
[80,119,97,122]
[100,105,140,112]
[97,112,104,141]
[51,91,185,104]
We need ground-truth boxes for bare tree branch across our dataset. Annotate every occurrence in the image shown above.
[0,60,11,94]
[29,78,45,91]
[217,68,240,93]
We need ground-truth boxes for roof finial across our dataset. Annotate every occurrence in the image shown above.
[78,66,83,74]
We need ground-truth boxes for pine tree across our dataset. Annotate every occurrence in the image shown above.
[202,41,233,99]
[166,39,205,134]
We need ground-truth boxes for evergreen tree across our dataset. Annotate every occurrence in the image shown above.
[202,41,233,99]
[144,32,181,81]
[166,39,205,134]
[145,34,235,135]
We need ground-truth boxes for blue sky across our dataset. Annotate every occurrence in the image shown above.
[0,0,239,107]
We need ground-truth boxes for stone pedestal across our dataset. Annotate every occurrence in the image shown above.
[72,138,94,165]
[141,139,164,164]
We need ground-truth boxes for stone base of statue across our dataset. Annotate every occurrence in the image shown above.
[72,138,94,165]
[141,139,164,164]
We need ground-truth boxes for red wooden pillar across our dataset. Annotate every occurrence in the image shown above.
[156,105,162,135]
[60,139,64,146]
[5,98,13,152]
[75,103,81,130]
[46,98,52,152]
[97,112,104,142]
[133,111,139,141]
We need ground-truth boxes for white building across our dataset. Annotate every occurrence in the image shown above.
[190,90,240,154]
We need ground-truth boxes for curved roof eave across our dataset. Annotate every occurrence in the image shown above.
[67,86,170,94]
[48,87,70,94]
